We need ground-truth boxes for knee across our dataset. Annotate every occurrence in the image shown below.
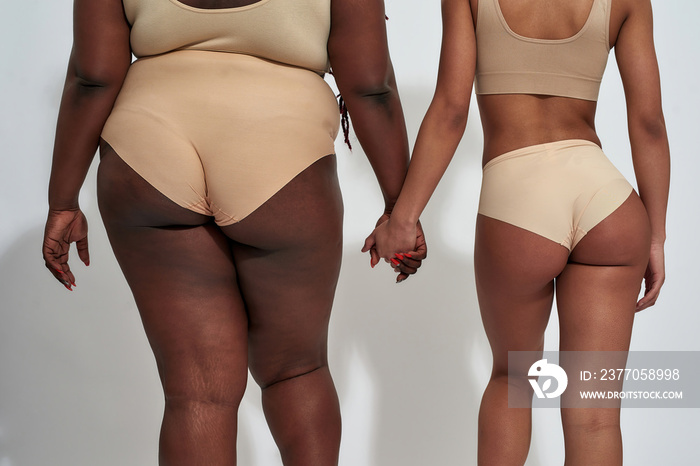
[562,408,620,435]
[248,336,329,389]
[164,393,244,416]
[250,360,327,390]
[489,372,533,396]
[163,379,248,413]
[486,363,545,408]
[160,363,248,411]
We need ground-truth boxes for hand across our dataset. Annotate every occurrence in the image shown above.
[362,215,427,282]
[390,221,427,283]
[43,208,90,291]
[636,242,665,311]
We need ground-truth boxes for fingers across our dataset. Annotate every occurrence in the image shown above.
[411,237,428,261]
[361,233,375,253]
[42,237,77,291]
[55,268,75,291]
[370,248,380,268]
[392,252,421,269]
[44,261,75,291]
[391,226,428,282]
[636,274,664,312]
[77,236,90,266]
[390,252,422,283]
[363,234,384,268]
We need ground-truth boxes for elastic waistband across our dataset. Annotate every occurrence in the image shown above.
[483,139,601,171]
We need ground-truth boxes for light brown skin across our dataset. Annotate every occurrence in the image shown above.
[366,0,669,464]
[42,0,425,464]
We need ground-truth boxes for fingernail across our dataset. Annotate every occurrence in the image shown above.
[371,260,375,269]
[395,253,404,259]
[63,284,72,291]
[71,282,77,287]
[56,269,64,274]
[390,258,400,266]
[396,277,405,283]
[405,253,412,258]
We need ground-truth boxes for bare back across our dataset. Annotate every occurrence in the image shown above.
[469,0,631,163]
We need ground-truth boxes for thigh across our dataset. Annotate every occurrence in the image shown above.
[557,193,649,438]
[97,144,249,400]
[557,192,650,352]
[221,155,344,387]
[475,214,570,371]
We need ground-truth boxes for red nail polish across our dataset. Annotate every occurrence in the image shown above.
[56,269,64,274]
[395,253,404,259]
[405,253,412,258]
[390,258,400,266]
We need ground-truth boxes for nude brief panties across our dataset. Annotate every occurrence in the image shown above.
[102,50,339,226]
[478,139,634,250]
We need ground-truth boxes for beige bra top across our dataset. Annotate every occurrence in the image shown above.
[123,0,331,73]
[475,0,611,101]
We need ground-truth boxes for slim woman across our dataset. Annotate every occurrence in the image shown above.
[42,0,424,464]
[365,0,668,463]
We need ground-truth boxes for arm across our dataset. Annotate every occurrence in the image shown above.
[363,0,475,260]
[43,0,132,289]
[328,0,409,213]
[328,0,425,281]
[614,0,670,311]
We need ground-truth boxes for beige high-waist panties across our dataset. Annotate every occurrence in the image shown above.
[478,139,633,250]
[101,50,339,226]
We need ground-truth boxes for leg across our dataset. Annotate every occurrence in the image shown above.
[475,215,569,466]
[97,143,249,466]
[557,193,650,466]
[221,154,343,466]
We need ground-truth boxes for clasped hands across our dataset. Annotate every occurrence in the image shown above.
[362,213,427,283]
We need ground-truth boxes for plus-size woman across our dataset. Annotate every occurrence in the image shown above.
[42,0,425,464]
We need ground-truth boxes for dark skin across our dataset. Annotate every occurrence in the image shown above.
[43,0,426,464]
[474,2,666,463]
[367,0,669,464]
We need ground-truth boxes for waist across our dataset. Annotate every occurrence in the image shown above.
[116,50,339,123]
[477,94,599,165]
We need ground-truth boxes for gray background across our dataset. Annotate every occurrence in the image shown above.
[1,0,698,464]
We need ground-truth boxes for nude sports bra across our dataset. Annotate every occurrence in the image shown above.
[475,0,611,101]
[122,0,331,73]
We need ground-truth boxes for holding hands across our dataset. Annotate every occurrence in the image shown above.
[362,213,427,283]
